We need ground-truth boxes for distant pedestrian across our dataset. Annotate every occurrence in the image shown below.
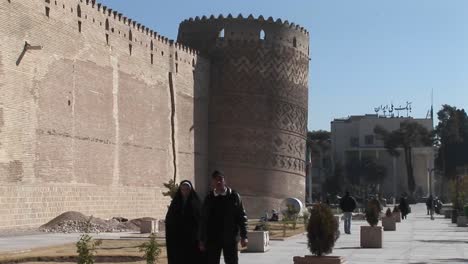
[398,195,410,220]
[199,170,248,264]
[165,180,203,264]
[426,195,434,215]
[339,191,357,234]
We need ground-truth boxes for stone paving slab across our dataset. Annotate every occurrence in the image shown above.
[238,204,468,264]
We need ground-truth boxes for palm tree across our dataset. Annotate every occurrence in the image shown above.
[374,121,432,195]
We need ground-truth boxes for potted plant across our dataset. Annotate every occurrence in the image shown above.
[293,204,345,264]
[382,208,396,231]
[360,199,383,248]
[457,205,468,227]
[392,206,401,223]
[248,218,270,252]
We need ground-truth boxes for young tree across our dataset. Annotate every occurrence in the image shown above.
[345,156,387,196]
[374,121,432,195]
[435,105,468,208]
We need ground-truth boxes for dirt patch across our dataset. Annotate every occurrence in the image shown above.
[39,212,156,233]
[0,239,168,264]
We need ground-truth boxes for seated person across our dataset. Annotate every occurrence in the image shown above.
[269,209,279,222]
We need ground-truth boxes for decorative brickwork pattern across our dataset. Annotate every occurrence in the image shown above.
[178,17,309,217]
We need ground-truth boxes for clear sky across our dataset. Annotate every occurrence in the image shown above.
[99,0,468,131]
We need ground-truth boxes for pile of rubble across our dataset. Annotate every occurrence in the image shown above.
[39,211,156,233]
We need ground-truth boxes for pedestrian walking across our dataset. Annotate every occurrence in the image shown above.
[398,195,410,220]
[426,195,434,215]
[339,191,357,234]
[165,180,203,264]
[199,170,248,264]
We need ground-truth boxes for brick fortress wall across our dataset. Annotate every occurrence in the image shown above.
[0,0,209,229]
[178,15,309,217]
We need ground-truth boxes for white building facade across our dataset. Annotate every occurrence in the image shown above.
[331,115,434,197]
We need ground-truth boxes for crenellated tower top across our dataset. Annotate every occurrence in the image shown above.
[178,14,310,56]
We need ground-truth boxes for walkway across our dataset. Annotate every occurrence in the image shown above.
[1,204,467,263]
[239,203,468,264]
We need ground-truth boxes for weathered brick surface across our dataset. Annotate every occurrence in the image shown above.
[178,17,309,217]
[0,0,209,229]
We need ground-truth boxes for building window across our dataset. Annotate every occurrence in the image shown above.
[259,29,265,40]
[350,137,359,147]
[365,135,374,145]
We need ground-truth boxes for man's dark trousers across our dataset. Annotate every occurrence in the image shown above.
[207,240,238,264]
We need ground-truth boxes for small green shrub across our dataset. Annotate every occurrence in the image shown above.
[76,234,102,264]
[365,200,380,226]
[282,204,300,230]
[464,205,468,217]
[385,208,392,217]
[307,204,339,257]
[254,219,270,231]
[162,179,179,199]
[139,233,161,264]
[302,209,311,227]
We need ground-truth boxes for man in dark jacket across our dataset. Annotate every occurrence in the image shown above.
[339,191,357,234]
[199,170,248,264]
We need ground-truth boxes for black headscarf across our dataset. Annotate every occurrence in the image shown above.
[165,180,202,264]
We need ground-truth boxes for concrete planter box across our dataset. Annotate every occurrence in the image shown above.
[246,231,270,252]
[360,226,383,248]
[293,256,347,264]
[457,216,468,227]
[140,220,158,234]
[392,212,401,223]
[452,210,459,224]
[382,217,396,231]
[444,209,453,219]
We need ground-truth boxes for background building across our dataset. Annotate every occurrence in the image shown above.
[331,114,434,198]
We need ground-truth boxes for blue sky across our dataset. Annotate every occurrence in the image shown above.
[99,0,468,131]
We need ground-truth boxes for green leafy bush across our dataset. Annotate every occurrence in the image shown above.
[139,233,161,264]
[385,208,392,217]
[76,234,102,264]
[307,204,339,257]
[365,200,380,226]
[302,209,311,227]
[254,219,270,231]
[162,179,179,199]
[464,205,468,216]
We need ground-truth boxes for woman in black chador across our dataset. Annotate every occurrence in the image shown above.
[165,180,202,264]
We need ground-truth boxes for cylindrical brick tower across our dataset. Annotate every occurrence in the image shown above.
[178,14,309,217]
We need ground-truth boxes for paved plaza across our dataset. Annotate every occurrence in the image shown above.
[239,203,468,264]
[0,204,467,263]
